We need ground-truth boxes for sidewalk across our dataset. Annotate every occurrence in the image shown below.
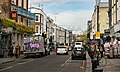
[85,52,120,72]
[103,58,120,72]
[0,54,25,64]
[85,52,92,72]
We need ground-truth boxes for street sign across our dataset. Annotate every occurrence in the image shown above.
[96,31,100,39]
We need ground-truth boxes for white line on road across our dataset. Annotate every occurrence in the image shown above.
[0,66,13,72]
[61,57,71,67]
[17,59,34,65]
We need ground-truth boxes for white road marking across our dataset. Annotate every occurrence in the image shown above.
[17,59,34,65]
[0,66,13,72]
[61,57,71,67]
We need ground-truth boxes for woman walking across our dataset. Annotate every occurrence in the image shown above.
[15,44,21,58]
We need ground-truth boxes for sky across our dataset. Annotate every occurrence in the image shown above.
[29,0,108,34]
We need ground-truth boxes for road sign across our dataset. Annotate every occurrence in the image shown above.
[96,32,100,39]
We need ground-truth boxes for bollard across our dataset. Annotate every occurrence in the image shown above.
[92,60,97,72]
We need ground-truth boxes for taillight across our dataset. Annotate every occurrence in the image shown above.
[65,48,68,51]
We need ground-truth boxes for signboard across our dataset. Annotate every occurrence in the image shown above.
[95,32,100,39]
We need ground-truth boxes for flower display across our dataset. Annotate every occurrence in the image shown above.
[0,18,34,34]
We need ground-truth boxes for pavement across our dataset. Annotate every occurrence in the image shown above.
[85,52,120,72]
[0,54,25,64]
[85,52,92,72]
[103,58,120,72]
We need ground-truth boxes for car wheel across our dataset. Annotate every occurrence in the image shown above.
[71,55,75,60]
[48,52,50,55]
[56,53,59,55]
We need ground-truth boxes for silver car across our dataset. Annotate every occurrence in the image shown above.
[56,46,68,55]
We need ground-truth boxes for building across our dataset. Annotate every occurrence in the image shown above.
[0,0,35,57]
[91,2,109,39]
[30,7,47,35]
[46,17,54,47]
[87,20,92,39]
[65,30,70,45]
[111,0,120,38]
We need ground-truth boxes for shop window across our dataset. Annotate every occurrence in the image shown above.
[36,26,39,33]
[21,17,23,22]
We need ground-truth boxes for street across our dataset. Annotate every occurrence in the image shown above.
[0,53,86,72]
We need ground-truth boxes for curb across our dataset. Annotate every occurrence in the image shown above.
[1,60,16,64]
[0,57,24,65]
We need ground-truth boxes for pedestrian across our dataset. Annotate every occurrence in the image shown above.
[15,44,21,58]
[100,39,105,58]
[91,39,99,72]
[8,45,14,57]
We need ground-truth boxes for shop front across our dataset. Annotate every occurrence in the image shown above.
[0,18,34,58]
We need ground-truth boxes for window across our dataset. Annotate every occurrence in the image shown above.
[21,17,23,22]
[27,19,31,26]
[36,16,39,21]
[36,26,39,33]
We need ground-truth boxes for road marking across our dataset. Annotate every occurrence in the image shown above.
[61,57,71,67]
[0,66,13,72]
[17,59,34,65]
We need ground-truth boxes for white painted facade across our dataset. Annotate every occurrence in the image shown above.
[66,30,69,44]
[30,7,47,34]
[117,0,120,22]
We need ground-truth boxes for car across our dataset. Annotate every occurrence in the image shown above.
[71,46,86,60]
[56,46,68,55]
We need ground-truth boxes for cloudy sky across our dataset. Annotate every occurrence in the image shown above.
[29,0,108,34]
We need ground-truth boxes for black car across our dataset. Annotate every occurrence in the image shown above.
[71,46,86,60]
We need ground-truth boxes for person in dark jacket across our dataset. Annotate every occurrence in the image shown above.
[8,45,14,57]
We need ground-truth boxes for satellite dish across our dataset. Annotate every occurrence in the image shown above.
[1,2,7,12]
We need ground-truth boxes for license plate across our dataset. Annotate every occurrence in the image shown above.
[77,52,81,54]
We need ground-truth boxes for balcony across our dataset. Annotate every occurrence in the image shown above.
[17,8,35,19]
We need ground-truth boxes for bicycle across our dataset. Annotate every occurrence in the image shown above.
[98,52,107,67]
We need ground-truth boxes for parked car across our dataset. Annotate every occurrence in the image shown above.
[56,46,68,55]
[71,46,86,60]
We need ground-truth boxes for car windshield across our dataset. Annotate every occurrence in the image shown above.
[57,47,66,48]
[75,43,81,45]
